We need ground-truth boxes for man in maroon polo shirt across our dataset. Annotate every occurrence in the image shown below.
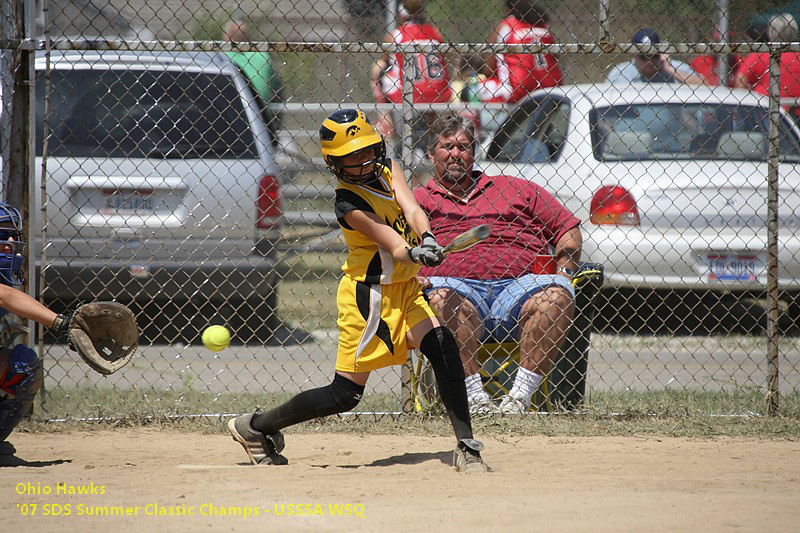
[414,111,582,415]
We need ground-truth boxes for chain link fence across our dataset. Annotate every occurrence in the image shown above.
[2,0,799,420]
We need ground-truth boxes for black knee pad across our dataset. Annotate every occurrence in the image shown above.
[419,326,464,381]
[328,373,365,413]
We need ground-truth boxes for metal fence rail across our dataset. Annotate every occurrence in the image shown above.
[1,0,799,420]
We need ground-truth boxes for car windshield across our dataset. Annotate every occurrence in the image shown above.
[35,68,257,159]
[590,103,800,162]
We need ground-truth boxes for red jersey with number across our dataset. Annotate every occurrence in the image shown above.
[736,52,800,98]
[495,16,562,103]
[414,172,580,279]
[382,21,452,103]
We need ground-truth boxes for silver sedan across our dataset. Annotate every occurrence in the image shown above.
[479,83,800,298]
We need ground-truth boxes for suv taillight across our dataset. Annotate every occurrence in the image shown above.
[590,185,640,225]
[257,174,282,229]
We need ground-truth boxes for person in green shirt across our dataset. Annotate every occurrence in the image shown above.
[223,20,283,146]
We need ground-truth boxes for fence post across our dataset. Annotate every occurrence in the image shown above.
[5,0,36,347]
[1,0,13,191]
[400,46,416,413]
[5,0,31,211]
[716,0,730,85]
[598,0,611,44]
[766,49,781,415]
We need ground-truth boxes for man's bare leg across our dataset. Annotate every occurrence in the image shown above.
[427,289,497,414]
[500,287,574,414]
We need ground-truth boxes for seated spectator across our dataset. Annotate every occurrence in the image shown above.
[473,0,562,104]
[414,111,582,415]
[606,28,707,85]
[223,19,284,146]
[734,13,800,120]
[690,28,740,87]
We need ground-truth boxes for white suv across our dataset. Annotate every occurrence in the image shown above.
[33,51,283,343]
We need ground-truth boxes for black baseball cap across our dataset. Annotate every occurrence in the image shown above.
[632,28,661,45]
[633,28,661,58]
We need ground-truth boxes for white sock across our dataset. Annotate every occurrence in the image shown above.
[508,367,544,405]
[465,373,490,402]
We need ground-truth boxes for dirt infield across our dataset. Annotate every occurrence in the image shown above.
[2,428,798,532]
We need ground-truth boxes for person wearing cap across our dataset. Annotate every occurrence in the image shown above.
[227,109,490,474]
[606,28,707,85]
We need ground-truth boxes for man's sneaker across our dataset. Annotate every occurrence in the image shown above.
[453,438,490,474]
[468,397,501,416]
[499,395,529,415]
[227,414,288,465]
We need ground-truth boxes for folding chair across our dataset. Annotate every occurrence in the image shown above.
[407,263,604,413]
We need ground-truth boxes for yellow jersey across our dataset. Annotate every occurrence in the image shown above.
[334,163,420,284]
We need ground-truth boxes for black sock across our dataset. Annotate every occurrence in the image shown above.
[250,373,365,435]
[420,326,473,441]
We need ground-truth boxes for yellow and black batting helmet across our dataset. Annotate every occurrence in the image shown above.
[319,109,386,182]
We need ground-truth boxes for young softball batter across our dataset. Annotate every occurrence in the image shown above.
[228,109,488,473]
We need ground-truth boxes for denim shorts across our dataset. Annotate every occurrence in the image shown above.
[425,274,575,343]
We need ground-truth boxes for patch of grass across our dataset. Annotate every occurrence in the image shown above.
[277,277,340,330]
[593,333,799,353]
[276,252,344,331]
[37,387,401,420]
[584,389,800,418]
[20,409,800,440]
[26,387,800,439]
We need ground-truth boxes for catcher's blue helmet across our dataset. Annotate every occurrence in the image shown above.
[0,202,25,286]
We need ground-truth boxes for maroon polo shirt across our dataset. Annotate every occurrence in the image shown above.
[414,171,580,279]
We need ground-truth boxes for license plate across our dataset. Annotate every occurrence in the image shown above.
[102,188,154,212]
[706,253,765,282]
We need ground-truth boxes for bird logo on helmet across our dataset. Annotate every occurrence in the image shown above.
[0,203,24,286]
[319,109,387,183]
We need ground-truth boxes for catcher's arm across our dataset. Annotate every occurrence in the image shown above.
[0,284,59,329]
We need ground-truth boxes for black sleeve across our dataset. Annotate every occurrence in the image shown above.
[334,189,375,230]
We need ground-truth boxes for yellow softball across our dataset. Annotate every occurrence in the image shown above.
[202,325,231,352]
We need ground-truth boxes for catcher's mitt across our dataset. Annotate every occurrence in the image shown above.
[65,302,139,375]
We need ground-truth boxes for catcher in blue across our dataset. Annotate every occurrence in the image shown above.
[228,109,489,473]
[0,203,137,464]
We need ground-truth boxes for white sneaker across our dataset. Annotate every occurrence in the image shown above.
[468,394,501,416]
[498,395,529,415]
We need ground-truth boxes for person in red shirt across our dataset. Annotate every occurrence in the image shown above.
[735,13,800,118]
[414,111,582,415]
[689,28,740,87]
[370,0,452,158]
[474,0,562,104]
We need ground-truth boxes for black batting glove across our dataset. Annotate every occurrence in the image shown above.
[51,313,72,334]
